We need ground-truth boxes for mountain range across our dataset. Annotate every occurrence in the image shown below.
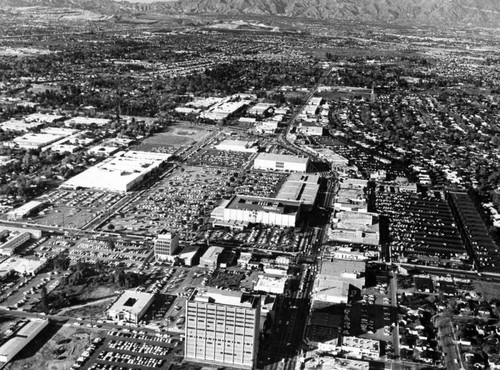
[1,0,500,27]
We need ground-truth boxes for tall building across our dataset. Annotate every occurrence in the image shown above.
[154,233,179,260]
[185,289,261,369]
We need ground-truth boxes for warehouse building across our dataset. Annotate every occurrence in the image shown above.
[0,319,49,363]
[7,200,45,221]
[185,288,260,369]
[107,290,155,324]
[0,232,31,256]
[62,151,170,192]
[253,153,309,172]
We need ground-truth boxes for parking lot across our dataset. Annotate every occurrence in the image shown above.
[102,166,236,239]
[20,190,128,229]
[187,148,254,168]
[77,329,184,370]
[376,191,468,264]
[205,226,305,253]
[0,270,62,311]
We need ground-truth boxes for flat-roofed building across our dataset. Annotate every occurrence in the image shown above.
[185,288,260,369]
[154,232,179,261]
[254,275,287,294]
[276,173,320,206]
[107,290,155,324]
[62,151,169,192]
[200,246,224,269]
[0,319,49,363]
[253,153,309,172]
[218,195,301,228]
[297,122,324,136]
[64,116,111,127]
[7,201,45,221]
[312,259,365,305]
[0,232,31,256]
[215,139,258,153]
[0,256,47,278]
[341,336,380,359]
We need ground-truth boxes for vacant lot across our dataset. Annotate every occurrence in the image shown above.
[7,323,102,370]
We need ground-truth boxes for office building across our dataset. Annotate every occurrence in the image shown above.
[107,290,155,324]
[185,288,260,369]
[154,233,180,261]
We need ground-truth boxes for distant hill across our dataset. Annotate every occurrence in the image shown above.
[1,0,500,27]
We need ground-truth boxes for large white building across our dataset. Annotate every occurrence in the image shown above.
[185,289,261,369]
[215,139,258,153]
[214,195,301,228]
[7,200,45,221]
[107,290,155,324]
[253,153,309,172]
[62,151,170,192]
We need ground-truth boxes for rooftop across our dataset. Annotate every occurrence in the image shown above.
[108,290,155,316]
[227,195,300,214]
[255,152,309,165]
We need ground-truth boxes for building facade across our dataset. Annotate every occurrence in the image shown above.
[185,292,260,369]
[154,233,179,260]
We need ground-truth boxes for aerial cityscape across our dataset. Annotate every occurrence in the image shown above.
[0,1,499,370]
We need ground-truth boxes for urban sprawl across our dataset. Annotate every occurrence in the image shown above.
[0,10,499,370]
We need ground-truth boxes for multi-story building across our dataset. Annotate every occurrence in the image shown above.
[154,233,179,260]
[185,289,261,369]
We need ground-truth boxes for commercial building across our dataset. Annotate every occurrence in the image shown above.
[178,245,201,267]
[7,200,45,221]
[215,140,258,153]
[214,195,301,228]
[64,116,111,127]
[275,173,320,206]
[12,132,65,150]
[185,288,261,369]
[0,232,31,256]
[253,153,309,172]
[329,211,380,246]
[62,151,170,192]
[154,233,179,261]
[0,256,48,278]
[312,259,365,305]
[107,290,155,324]
[0,319,49,363]
[341,336,380,359]
[200,101,248,122]
[200,246,224,269]
[297,122,324,136]
[254,275,287,294]
[247,102,274,116]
